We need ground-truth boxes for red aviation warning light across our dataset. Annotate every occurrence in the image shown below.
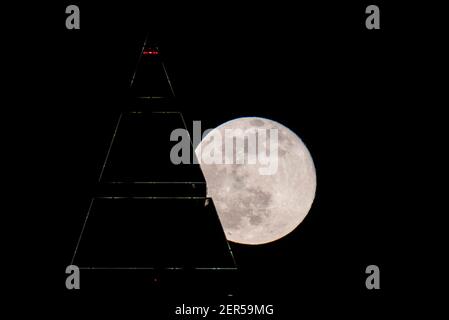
[143,47,160,56]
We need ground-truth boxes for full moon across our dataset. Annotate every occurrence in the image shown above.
[195,117,316,245]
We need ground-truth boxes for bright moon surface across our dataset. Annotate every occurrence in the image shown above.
[195,117,316,245]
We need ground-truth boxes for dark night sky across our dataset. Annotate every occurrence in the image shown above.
[12,1,442,317]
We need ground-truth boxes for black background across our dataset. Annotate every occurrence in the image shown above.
[13,0,443,318]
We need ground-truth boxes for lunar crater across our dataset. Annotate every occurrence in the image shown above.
[249,119,265,127]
